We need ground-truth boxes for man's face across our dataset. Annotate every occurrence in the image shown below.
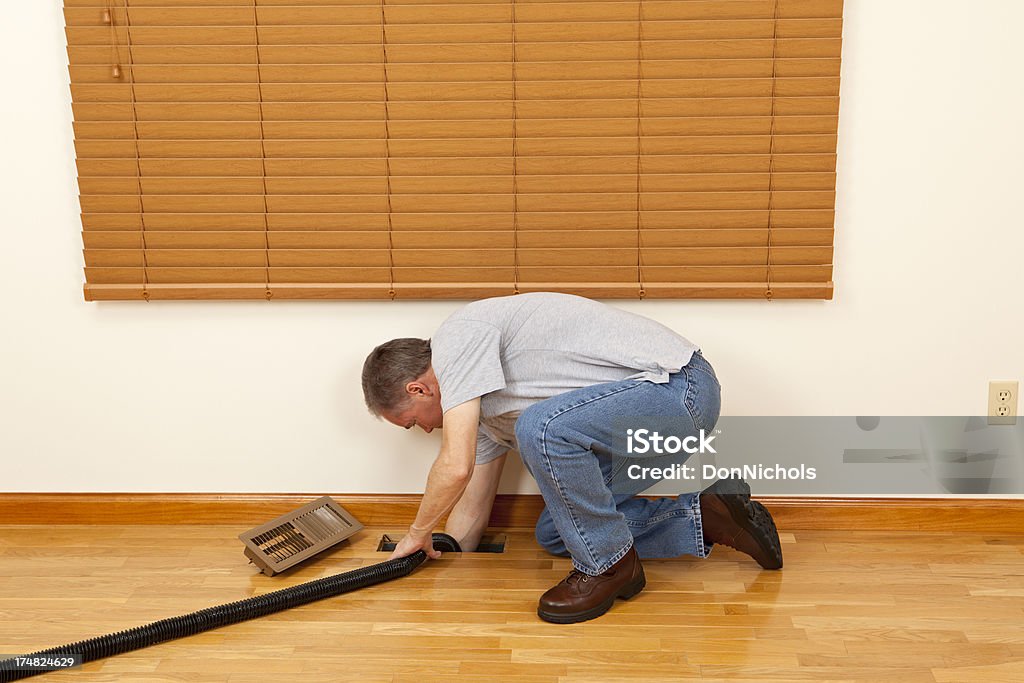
[381,373,444,434]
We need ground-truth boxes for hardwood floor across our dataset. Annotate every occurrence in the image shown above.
[1,524,1022,682]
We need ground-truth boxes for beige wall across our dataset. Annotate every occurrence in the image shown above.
[1,1,1021,493]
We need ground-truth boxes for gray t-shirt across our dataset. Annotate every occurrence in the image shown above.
[430,293,699,464]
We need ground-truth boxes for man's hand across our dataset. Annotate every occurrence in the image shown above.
[388,525,442,561]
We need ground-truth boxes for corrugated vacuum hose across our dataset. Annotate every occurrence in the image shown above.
[0,533,461,681]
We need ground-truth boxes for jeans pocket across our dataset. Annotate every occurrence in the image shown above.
[684,364,722,433]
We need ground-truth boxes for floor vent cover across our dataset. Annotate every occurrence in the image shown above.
[239,496,363,575]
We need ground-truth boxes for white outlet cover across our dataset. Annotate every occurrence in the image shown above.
[988,380,1019,425]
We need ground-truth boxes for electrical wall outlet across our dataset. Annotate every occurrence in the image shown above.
[988,380,1018,425]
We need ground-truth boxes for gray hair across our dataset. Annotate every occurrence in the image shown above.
[361,337,432,416]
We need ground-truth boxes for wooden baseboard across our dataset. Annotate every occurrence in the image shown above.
[1,493,1022,532]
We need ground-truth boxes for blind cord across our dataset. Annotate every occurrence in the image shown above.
[766,0,780,301]
[379,0,396,300]
[511,0,520,295]
[120,0,148,301]
[252,1,272,300]
[635,0,646,299]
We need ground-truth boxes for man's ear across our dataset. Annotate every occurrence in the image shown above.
[405,380,431,398]
[405,370,437,399]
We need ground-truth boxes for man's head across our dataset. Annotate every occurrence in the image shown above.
[361,338,443,433]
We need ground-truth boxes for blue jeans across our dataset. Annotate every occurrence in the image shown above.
[515,352,722,576]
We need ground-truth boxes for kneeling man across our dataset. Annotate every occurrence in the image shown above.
[361,292,782,623]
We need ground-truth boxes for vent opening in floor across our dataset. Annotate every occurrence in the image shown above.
[377,533,506,553]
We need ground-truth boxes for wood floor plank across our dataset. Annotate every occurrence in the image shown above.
[932,660,1024,682]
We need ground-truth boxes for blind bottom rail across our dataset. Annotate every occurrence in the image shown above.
[84,282,833,300]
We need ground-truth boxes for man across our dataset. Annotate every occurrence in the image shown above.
[361,292,782,624]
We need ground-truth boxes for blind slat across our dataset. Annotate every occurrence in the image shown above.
[81,190,836,214]
[75,135,839,158]
[73,153,837,177]
[72,97,839,122]
[68,1,835,27]
[74,116,839,141]
[84,246,831,269]
[81,208,836,231]
[69,39,843,66]
[85,264,832,286]
[67,19,843,46]
[68,4,843,27]
[70,78,839,102]
[70,58,839,83]
[78,171,836,195]
[83,227,833,250]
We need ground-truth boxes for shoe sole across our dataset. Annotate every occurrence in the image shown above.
[537,570,646,624]
[741,500,783,569]
[706,477,784,570]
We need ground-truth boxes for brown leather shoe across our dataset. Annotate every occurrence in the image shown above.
[700,477,783,570]
[537,546,646,624]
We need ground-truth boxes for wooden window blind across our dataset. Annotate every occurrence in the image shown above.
[66,0,842,301]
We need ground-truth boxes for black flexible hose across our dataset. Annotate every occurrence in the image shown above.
[0,533,461,681]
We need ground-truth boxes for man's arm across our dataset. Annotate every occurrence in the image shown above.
[388,398,481,560]
[444,452,507,551]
